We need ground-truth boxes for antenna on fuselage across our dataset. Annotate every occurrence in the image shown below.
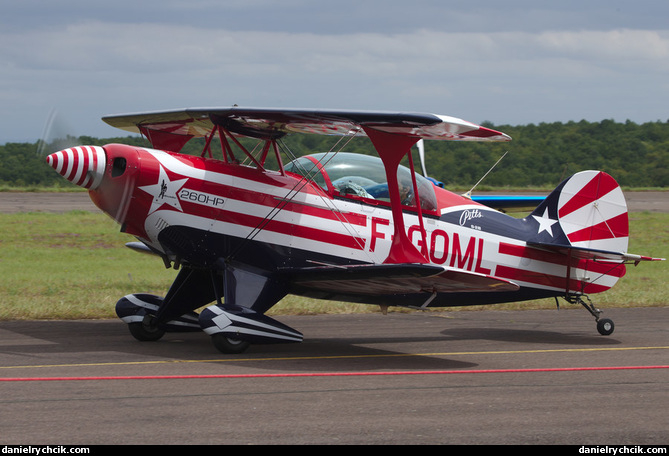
[462,151,508,200]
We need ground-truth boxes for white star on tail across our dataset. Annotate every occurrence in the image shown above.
[532,208,557,237]
[139,166,188,215]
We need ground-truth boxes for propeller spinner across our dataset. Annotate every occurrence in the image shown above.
[46,146,106,190]
[46,144,142,233]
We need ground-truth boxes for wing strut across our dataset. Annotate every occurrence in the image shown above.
[363,127,428,264]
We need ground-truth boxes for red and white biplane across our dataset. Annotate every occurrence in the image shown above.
[46,107,663,353]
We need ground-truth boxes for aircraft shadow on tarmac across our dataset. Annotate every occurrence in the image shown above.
[0,318,624,374]
[437,327,622,346]
[0,321,478,372]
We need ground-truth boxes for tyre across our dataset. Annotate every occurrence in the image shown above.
[128,321,165,341]
[597,318,614,336]
[211,333,251,354]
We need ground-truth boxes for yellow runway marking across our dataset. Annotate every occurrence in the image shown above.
[1,345,668,371]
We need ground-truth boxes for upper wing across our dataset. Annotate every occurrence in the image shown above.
[103,107,511,151]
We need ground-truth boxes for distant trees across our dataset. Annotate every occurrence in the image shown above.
[416,119,669,188]
[2,119,668,188]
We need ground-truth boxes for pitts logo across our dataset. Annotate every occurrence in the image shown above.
[459,208,483,228]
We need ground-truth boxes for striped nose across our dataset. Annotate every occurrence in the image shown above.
[46,146,106,190]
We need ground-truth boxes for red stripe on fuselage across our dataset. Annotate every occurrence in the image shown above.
[164,175,368,249]
[178,201,367,250]
[497,241,625,294]
[495,265,611,294]
[135,150,373,250]
[499,242,567,266]
[152,151,368,227]
[199,181,368,227]
[499,241,626,277]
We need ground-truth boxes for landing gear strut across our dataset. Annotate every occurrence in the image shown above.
[564,294,615,336]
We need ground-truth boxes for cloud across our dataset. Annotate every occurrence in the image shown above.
[537,29,669,63]
[2,17,669,141]
[10,23,668,76]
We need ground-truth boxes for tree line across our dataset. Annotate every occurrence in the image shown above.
[2,119,668,189]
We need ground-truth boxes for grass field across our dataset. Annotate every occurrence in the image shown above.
[0,210,666,321]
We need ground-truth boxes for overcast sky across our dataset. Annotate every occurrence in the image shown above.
[2,0,668,142]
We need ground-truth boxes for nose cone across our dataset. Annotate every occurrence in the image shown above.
[46,146,106,190]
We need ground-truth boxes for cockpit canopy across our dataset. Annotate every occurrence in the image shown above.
[285,152,437,212]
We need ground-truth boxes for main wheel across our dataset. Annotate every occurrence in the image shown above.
[597,318,614,336]
[128,320,165,341]
[212,334,251,354]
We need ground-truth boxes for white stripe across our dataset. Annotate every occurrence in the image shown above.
[54,152,63,174]
[71,147,85,185]
[570,237,629,252]
[64,149,74,179]
[124,294,160,311]
[90,146,106,190]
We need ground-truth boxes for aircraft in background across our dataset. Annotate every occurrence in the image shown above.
[45,107,663,353]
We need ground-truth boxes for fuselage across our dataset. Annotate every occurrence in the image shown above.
[48,143,625,309]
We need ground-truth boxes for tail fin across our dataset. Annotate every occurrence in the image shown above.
[522,171,632,294]
[523,171,662,295]
[527,170,629,254]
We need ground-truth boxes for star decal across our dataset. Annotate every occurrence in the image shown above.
[532,208,558,237]
[139,166,188,215]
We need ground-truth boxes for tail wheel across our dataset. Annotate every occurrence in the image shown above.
[565,294,615,336]
[597,318,615,336]
[211,334,251,354]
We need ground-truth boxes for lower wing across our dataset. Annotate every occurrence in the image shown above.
[283,263,519,295]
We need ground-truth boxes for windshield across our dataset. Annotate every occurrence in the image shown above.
[285,152,437,211]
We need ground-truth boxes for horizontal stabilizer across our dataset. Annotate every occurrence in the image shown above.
[528,242,665,264]
[284,263,519,295]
